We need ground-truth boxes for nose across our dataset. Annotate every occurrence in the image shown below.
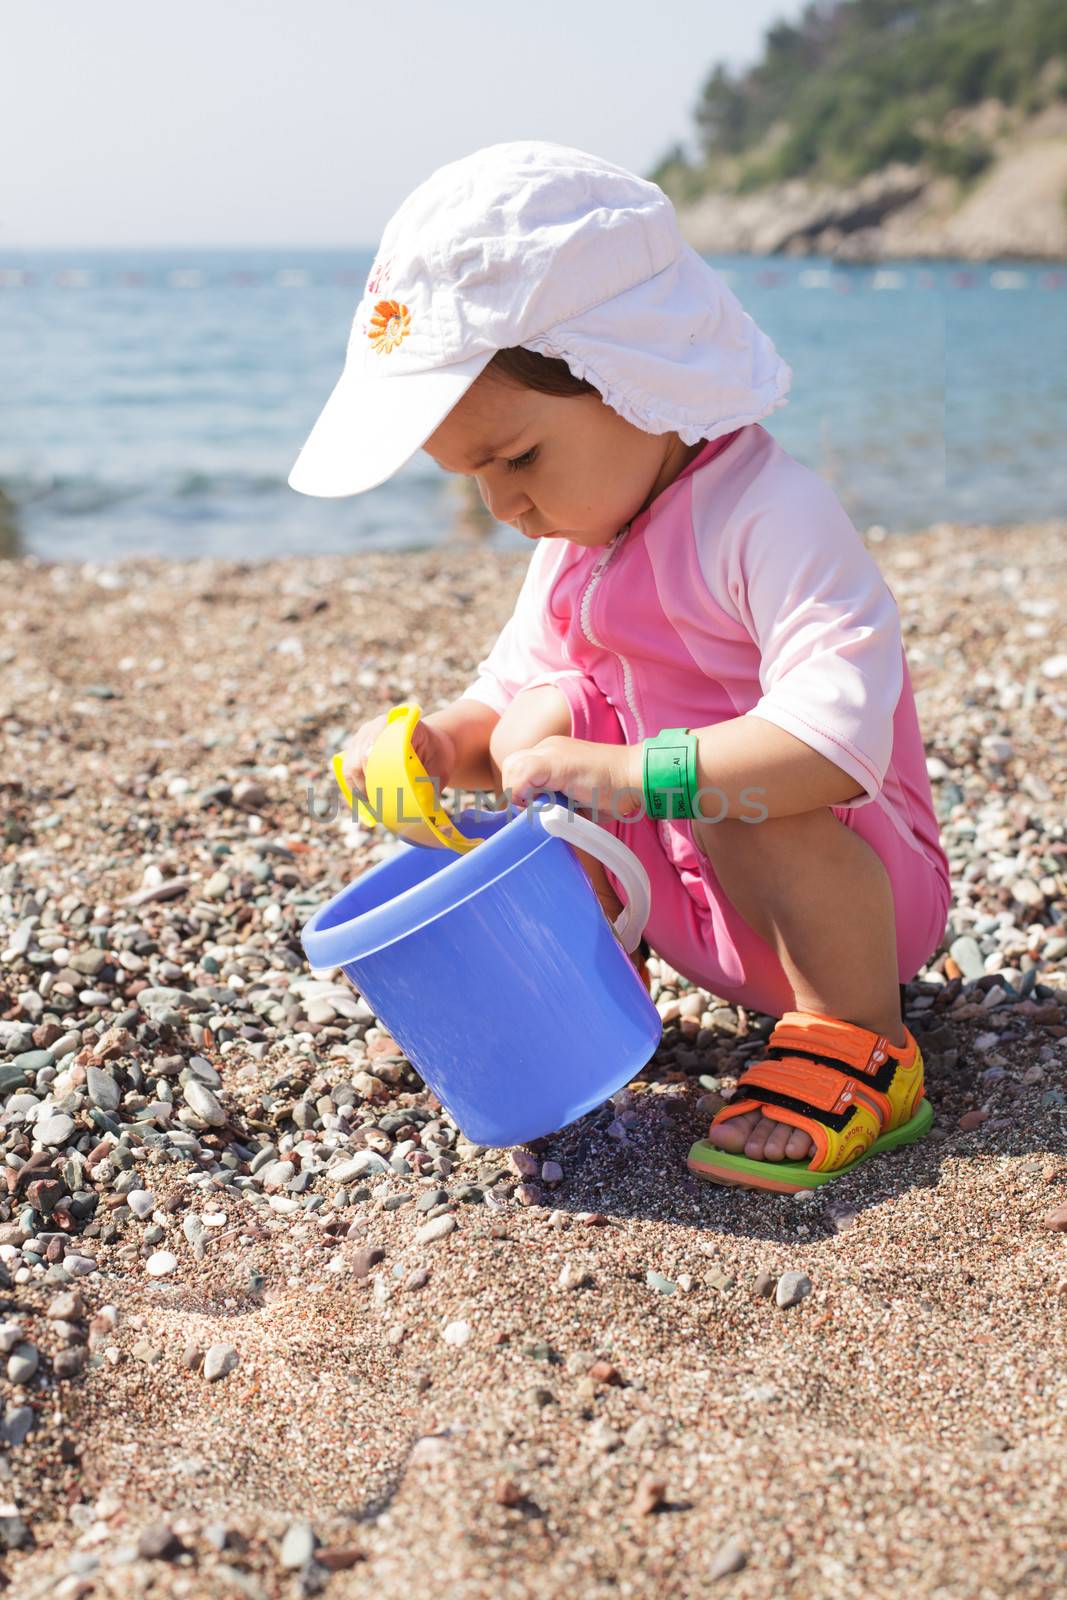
[475,473,532,527]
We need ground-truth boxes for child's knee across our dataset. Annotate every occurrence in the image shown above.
[488,684,572,775]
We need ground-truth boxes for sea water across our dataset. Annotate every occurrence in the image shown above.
[2,251,1064,561]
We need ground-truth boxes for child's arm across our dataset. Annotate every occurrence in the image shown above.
[421,698,500,793]
[619,713,868,821]
[693,463,904,815]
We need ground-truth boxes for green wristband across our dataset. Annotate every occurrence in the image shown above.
[642,727,700,820]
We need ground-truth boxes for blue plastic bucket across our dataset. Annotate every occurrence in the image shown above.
[301,793,662,1147]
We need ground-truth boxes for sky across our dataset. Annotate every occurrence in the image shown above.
[2,0,805,251]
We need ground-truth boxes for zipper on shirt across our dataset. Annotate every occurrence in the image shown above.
[577,524,646,741]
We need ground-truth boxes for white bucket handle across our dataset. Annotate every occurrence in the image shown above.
[535,802,651,954]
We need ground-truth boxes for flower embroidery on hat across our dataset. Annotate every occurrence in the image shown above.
[367,298,412,355]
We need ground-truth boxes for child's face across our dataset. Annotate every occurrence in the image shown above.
[423,368,696,547]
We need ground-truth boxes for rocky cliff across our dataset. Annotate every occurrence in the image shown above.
[676,104,1067,260]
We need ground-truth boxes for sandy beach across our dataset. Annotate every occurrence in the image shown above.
[1,520,1066,1599]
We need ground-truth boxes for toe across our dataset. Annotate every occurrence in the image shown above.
[742,1115,774,1161]
[784,1125,815,1161]
[705,1109,814,1166]
[707,1110,758,1153]
[761,1120,795,1163]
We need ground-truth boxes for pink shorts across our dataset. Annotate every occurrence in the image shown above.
[543,672,951,1018]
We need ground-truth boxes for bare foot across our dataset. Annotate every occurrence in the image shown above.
[707,1109,813,1164]
[706,1020,910,1165]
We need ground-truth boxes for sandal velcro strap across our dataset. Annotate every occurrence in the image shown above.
[700,1011,925,1182]
[733,1058,890,1133]
[764,1012,902,1092]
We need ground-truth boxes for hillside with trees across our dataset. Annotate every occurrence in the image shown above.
[653,0,1067,258]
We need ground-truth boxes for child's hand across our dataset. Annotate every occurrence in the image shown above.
[500,736,643,817]
[340,713,456,806]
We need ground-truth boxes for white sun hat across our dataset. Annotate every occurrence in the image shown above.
[287,139,790,498]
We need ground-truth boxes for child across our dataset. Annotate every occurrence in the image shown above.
[289,140,951,1193]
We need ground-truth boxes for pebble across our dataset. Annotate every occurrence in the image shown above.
[63,1254,98,1277]
[183,1215,206,1250]
[775,1271,812,1309]
[137,1524,187,1561]
[708,1538,749,1581]
[203,1342,239,1381]
[85,1066,121,1112]
[416,1214,457,1245]
[13,1050,52,1074]
[7,1342,39,1384]
[330,1151,391,1181]
[558,1261,594,1291]
[259,1160,295,1190]
[126,1189,155,1219]
[183,1080,226,1127]
[68,948,107,976]
[54,1347,87,1378]
[145,1251,179,1277]
[1040,1203,1067,1232]
[233,778,268,809]
[508,1149,539,1178]
[632,1475,667,1515]
[442,1320,471,1347]
[588,1419,621,1452]
[949,936,985,980]
[351,1246,385,1278]
[705,1269,736,1292]
[318,1545,365,1573]
[46,1290,84,1321]
[37,1113,76,1147]
[280,1521,317,1569]
[2,1405,33,1448]
[646,1270,677,1295]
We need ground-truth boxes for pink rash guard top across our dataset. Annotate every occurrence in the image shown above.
[459,423,950,905]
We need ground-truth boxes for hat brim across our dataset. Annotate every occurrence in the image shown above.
[287,347,497,498]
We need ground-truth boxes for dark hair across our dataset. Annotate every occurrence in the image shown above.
[487,345,598,398]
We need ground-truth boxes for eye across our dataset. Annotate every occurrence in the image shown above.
[505,447,538,474]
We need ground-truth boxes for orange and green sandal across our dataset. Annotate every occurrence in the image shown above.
[687,1010,933,1193]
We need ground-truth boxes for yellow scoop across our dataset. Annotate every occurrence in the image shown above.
[332,703,481,854]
